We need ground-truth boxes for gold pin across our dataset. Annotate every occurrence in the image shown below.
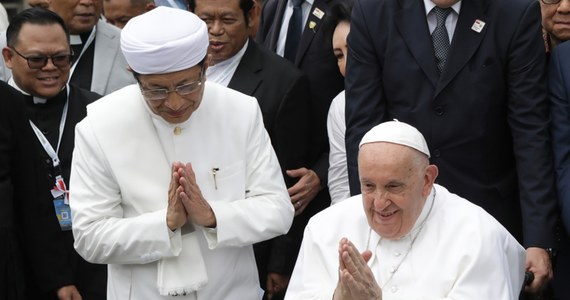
[174,126,182,135]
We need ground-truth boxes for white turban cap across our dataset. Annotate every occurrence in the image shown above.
[359,120,430,158]
[120,6,208,74]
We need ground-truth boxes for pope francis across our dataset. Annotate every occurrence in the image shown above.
[69,7,294,300]
[285,121,526,299]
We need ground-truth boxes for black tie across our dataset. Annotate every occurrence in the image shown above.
[284,0,304,62]
[431,7,453,74]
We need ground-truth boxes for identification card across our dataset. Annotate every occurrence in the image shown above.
[53,197,72,231]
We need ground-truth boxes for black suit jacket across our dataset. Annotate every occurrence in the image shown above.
[257,0,345,184]
[0,81,71,299]
[345,0,557,247]
[228,40,311,285]
[550,41,570,237]
[23,84,106,300]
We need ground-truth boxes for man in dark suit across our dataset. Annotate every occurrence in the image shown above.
[548,40,570,300]
[256,0,346,201]
[1,8,105,300]
[189,0,311,297]
[0,82,73,299]
[344,0,558,295]
[255,1,344,292]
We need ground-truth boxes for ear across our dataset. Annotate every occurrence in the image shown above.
[203,54,212,72]
[1,47,14,69]
[422,164,438,197]
[146,3,156,11]
[247,2,258,29]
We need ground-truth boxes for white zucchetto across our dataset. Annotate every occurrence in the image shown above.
[120,6,208,75]
[359,120,431,158]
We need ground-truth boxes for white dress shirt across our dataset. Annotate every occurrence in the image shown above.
[206,40,248,87]
[326,91,350,204]
[424,0,462,43]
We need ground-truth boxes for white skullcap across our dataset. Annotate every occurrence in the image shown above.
[359,120,430,158]
[120,6,208,74]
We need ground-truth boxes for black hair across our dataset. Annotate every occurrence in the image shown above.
[6,7,69,47]
[188,0,254,26]
[329,0,354,27]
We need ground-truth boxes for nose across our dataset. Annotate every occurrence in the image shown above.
[558,0,570,12]
[372,189,392,210]
[209,20,224,35]
[163,92,186,110]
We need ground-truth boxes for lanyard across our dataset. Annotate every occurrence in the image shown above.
[29,86,70,169]
[69,26,96,80]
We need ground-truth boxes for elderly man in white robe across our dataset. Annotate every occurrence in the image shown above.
[69,7,294,300]
[285,121,526,299]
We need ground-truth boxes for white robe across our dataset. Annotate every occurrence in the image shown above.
[70,82,293,299]
[285,185,525,300]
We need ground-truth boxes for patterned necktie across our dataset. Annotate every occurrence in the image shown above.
[431,7,453,74]
[284,0,304,62]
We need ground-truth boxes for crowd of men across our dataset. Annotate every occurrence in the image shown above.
[0,0,569,299]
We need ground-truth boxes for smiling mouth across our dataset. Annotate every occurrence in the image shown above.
[38,76,59,82]
[380,210,397,217]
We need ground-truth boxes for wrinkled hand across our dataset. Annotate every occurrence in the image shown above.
[333,238,381,300]
[286,168,322,216]
[266,272,290,299]
[166,162,188,231]
[178,163,216,228]
[524,247,553,293]
[56,285,82,300]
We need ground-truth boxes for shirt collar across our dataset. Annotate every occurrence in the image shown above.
[423,0,462,16]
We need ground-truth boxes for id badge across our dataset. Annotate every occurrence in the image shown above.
[53,197,72,231]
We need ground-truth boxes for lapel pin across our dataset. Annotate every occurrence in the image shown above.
[309,21,317,32]
[471,19,485,33]
[312,7,325,19]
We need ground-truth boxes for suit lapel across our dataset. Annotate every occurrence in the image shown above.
[266,0,289,51]
[228,41,263,95]
[394,0,439,87]
[435,0,487,96]
[295,0,330,65]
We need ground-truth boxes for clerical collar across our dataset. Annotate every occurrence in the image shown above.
[70,34,83,46]
[7,76,66,104]
[206,39,249,87]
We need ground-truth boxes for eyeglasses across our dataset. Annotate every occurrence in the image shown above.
[139,68,204,102]
[9,47,73,69]
[541,0,564,4]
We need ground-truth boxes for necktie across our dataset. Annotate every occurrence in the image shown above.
[284,0,304,62]
[431,7,453,74]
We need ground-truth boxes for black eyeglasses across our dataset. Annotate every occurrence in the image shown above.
[9,47,73,69]
[541,0,563,4]
[139,67,205,102]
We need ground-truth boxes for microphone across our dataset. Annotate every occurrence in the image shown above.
[524,271,534,286]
